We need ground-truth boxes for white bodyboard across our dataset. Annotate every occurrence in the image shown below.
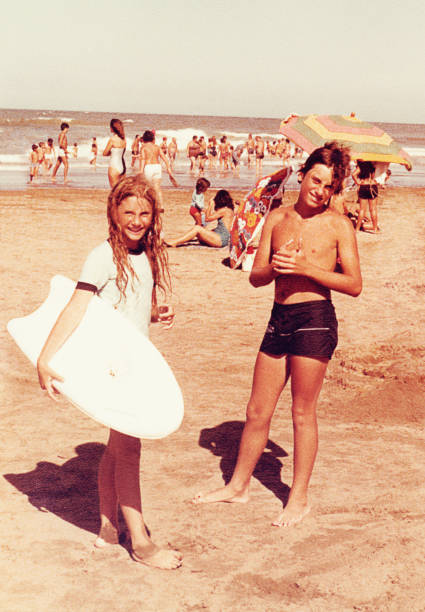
[7,275,184,439]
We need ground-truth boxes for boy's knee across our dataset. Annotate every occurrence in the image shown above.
[291,401,317,427]
[246,401,272,428]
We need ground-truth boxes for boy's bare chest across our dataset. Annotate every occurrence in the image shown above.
[272,214,336,257]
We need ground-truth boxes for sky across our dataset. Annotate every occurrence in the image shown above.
[1,0,424,123]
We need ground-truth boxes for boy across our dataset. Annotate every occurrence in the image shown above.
[29,144,39,182]
[192,142,362,528]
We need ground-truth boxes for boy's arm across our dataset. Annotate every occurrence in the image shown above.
[272,216,362,297]
[249,211,280,287]
[37,288,93,400]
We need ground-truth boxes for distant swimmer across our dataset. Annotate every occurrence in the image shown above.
[103,118,126,188]
[90,137,98,167]
[37,142,45,175]
[255,135,265,175]
[72,143,78,158]
[167,137,178,168]
[44,138,55,172]
[198,136,207,174]
[29,144,39,182]
[131,135,140,168]
[246,133,255,167]
[218,136,230,171]
[207,136,217,169]
[187,135,200,171]
[160,137,168,157]
[140,130,178,211]
[51,122,70,183]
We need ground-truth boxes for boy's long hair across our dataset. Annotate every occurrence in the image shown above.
[300,141,351,194]
[107,175,170,308]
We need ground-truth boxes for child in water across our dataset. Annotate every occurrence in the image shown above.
[37,175,183,570]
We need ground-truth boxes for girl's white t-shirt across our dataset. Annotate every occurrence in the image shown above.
[78,241,153,337]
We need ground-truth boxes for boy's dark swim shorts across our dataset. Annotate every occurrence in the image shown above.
[259,300,338,360]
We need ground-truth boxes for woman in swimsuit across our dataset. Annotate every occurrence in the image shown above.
[352,161,379,233]
[103,118,126,188]
[208,137,217,169]
[219,136,230,171]
[166,190,235,248]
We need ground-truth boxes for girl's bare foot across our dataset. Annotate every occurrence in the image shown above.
[94,523,119,548]
[131,542,183,570]
[191,484,249,504]
[272,502,310,528]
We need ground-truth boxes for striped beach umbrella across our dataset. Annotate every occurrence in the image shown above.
[280,114,412,170]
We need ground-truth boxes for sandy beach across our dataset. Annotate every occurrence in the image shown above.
[1,185,424,611]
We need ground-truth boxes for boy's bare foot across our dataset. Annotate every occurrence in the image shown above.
[191,484,249,504]
[131,542,183,570]
[272,502,310,528]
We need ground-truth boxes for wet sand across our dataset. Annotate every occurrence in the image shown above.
[1,186,425,611]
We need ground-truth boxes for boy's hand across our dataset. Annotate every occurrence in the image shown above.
[158,304,175,329]
[272,238,308,276]
[37,359,64,402]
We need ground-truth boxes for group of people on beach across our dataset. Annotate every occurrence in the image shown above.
[29,123,79,184]
[28,118,304,187]
[36,140,362,570]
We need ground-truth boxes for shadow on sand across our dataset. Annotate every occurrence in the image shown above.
[198,420,290,504]
[4,442,106,537]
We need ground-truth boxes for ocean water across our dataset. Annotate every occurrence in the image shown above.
[0,108,424,191]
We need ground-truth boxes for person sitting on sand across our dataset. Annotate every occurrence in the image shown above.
[191,142,362,529]
[139,130,178,212]
[166,189,234,248]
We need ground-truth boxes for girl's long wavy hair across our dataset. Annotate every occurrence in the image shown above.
[110,118,125,140]
[107,175,170,309]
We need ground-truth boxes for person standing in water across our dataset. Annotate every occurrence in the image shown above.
[192,142,362,528]
[51,122,70,183]
[139,130,178,212]
[103,118,126,188]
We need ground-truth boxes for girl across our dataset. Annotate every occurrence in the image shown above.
[192,143,361,529]
[103,118,126,188]
[37,176,182,570]
[166,189,234,248]
[352,161,379,233]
